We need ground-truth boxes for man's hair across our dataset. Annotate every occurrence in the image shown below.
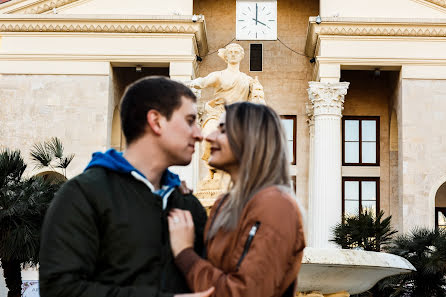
[120,76,196,145]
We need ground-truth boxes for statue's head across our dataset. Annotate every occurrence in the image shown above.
[218,43,244,64]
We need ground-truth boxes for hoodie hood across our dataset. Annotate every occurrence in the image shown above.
[85,149,181,189]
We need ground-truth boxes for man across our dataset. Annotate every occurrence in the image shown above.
[39,77,213,297]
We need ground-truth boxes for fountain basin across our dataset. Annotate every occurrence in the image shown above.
[297,248,416,295]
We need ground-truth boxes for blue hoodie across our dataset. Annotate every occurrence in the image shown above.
[85,149,181,209]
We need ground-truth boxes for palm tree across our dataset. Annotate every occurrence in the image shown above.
[30,137,74,178]
[331,210,399,297]
[0,149,61,297]
[331,209,397,252]
[373,228,446,297]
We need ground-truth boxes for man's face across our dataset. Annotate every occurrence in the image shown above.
[159,96,203,166]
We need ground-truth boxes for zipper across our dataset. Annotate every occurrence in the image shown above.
[236,221,261,271]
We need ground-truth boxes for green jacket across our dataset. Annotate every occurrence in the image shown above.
[39,167,207,297]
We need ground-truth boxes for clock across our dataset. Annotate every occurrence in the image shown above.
[236,1,277,40]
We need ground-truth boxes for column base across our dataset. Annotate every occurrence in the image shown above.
[297,291,349,297]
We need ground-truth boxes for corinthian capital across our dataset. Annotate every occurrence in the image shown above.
[306,103,315,128]
[307,82,350,117]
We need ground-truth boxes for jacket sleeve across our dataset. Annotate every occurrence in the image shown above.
[174,191,305,297]
[39,180,173,297]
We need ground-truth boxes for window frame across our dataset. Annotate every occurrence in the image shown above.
[342,177,380,218]
[435,207,446,230]
[342,116,380,166]
[249,43,263,72]
[280,115,296,165]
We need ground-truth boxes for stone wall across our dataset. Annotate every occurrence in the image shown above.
[390,73,403,230]
[0,74,110,178]
[193,0,319,207]
[400,79,446,232]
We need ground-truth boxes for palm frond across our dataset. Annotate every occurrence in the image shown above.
[56,153,75,169]
[0,149,27,188]
[29,142,53,169]
[0,175,60,264]
[331,209,397,252]
[46,137,64,159]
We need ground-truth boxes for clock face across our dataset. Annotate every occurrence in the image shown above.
[236,1,277,40]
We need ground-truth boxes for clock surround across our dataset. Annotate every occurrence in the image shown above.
[236,1,277,41]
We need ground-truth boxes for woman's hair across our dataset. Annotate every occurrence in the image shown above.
[217,43,245,63]
[208,102,293,239]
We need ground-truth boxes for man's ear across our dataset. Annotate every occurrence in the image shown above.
[146,109,163,136]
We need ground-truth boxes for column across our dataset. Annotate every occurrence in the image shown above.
[169,61,200,190]
[306,103,315,241]
[307,81,349,248]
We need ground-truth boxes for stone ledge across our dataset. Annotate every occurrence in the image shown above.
[305,17,446,57]
[0,14,209,56]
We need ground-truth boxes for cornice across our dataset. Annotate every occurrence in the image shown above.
[305,17,446,56]
[0,14,209,56]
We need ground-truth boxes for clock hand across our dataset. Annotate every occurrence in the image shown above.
[255,3,258,25]
[252,18,270,28]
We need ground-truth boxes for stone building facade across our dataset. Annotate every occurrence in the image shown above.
[1,0,446,294]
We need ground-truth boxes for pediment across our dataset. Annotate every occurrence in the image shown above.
[421,0,446,10]
[0,0,193,15]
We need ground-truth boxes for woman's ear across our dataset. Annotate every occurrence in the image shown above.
[146,109,162,136]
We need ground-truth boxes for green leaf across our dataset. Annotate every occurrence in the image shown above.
[30,142,53,169]
[46,137,64,159]
[56,153,74,169]
[0,149,27,188]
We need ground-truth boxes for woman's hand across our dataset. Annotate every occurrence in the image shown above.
[168,209,195,257]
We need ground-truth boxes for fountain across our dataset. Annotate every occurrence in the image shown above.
[190,42,415,297]
[297,248,414,296]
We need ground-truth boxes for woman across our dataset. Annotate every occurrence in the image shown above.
[168,102,306,297]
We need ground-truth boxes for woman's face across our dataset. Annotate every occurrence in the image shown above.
[205,113,239,173]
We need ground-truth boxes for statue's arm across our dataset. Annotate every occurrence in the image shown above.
[189,72,219,89]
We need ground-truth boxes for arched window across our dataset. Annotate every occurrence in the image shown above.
[435,182,446,230]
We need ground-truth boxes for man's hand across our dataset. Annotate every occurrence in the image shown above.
[174,287,215,297]
[168,209,195,257]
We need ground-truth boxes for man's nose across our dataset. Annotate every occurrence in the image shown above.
[193,125,203,142]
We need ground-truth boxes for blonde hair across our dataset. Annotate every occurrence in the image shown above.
[208,102,293,238]
[217,43,245,63]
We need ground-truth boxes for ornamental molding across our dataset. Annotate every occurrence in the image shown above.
[0,15,209,56]
[307,81,350,117]
[305,103,315,128]
[305,17,446,56]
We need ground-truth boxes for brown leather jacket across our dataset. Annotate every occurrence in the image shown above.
[175,186,306,297]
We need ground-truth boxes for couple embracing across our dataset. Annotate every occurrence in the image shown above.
[39,76,305,297]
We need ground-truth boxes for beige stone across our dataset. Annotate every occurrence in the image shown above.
[194,0,319,205]
[320,0,446,18]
